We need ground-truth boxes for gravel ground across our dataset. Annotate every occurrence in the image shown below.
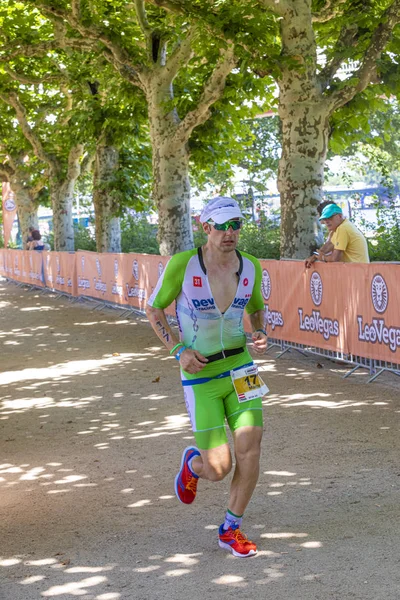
[1,278,400,600]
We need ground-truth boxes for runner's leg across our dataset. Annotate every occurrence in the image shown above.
[228,425,263,515]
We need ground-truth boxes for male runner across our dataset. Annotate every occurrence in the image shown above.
[146,196,267,558]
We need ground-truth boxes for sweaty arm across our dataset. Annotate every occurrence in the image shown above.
[146,253,208,374]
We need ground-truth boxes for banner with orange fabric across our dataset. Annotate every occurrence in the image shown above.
[75,250,125,305]
[345,263,400,361]
[1,248,399,364]
[258,260,349,353]
[43,252,77,296]
[4,250,45,287]
[122,253,173,315]
[1,182,18,248]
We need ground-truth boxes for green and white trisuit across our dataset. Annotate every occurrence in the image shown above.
[148,247,265,449]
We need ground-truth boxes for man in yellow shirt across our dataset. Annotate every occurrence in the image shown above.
[307,204,369,264]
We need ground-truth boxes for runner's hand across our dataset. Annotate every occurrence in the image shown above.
[179,349,208,374]
[252,331,267,354]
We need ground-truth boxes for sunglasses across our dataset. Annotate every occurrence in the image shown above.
[208,220,242,231]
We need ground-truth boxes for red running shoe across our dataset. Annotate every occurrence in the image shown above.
[218,523,257,557]
[174,446,200,504]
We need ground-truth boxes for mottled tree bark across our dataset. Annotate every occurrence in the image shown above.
[93,144,121,253]
[147,76,193,255]
[278,103,329,258]
[13,186,39,249]
[277,0,327,258]
[51,144,83,252]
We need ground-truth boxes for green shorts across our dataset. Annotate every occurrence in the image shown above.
[181,351,264,450]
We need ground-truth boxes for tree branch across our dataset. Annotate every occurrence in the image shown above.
[0,92,59,175]
[81,152,95,176]
[318,23,359,89]
[257,0,290,18]
[0,41,59,62]
[159,27,196,85]
[35,1,144,87]
[312,0,347,23]
[4,65,64,86]
[171,42,237,148]
[328,0,400,112]
[134,0,153,39]
[67,143,84,181]
[0,163,14,180]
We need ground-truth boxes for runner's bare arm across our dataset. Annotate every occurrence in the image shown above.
[249,309,267,354]
[145,305,179,352]
[145,305,208,372]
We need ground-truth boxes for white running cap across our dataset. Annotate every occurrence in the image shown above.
[200,196,244,224]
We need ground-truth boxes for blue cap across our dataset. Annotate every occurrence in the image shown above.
[319,204,342,220]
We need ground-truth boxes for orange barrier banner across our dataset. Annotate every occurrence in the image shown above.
[1,248,399,364]
[1,182,17,248]
[346,263,400,361]
[76,251,125,304]
[43,252,77,296]
[122,253,172,314]
[259,260,348,353]
[0,249,12,279]
[1,250,44,287]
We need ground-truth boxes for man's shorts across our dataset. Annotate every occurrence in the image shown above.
[181,351,264,450]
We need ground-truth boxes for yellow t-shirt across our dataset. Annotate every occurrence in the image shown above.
[331,219,369,263]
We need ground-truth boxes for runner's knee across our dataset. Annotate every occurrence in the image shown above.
[203,461,232,482]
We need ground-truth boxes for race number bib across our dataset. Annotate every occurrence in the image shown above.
[231,364,269,403]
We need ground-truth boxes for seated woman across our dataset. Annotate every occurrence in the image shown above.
[27,230,45,251]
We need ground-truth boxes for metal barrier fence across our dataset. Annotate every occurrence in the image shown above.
[2,274,400,386]
[267,337,400,384]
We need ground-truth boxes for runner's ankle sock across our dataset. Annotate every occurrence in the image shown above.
[187,456,199,478]
[223,509,243,530]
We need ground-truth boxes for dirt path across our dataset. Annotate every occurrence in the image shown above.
[1,279,400,600]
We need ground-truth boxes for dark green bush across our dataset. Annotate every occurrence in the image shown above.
[74,223,97,252]
[121,214,160,254]
[364,207,400,262]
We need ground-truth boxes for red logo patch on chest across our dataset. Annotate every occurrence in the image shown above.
[243,278,249,286]
[193,276,202,287]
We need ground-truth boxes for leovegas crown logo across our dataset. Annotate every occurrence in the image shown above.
[126,258,145,300]
[132,259,139,281]
[261,268,283,331]
[371,274,388,314]
[298,270,339,340]
[78,255,90,290]
[96,258,102,278]
[310,272,323,307]
[94,257,106,294]
[261,269,271,301]
[358,273,399,353]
